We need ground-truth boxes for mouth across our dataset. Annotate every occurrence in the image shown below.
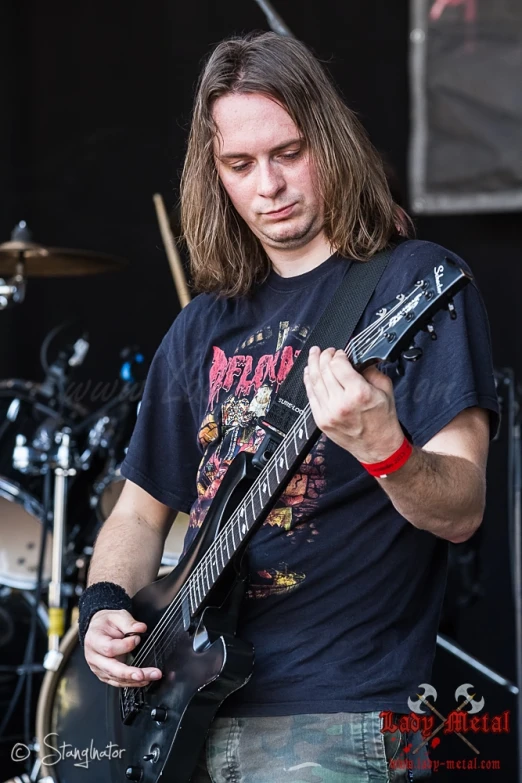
[263,203,297,219]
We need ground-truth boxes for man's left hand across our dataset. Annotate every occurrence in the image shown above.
[303,346,404,464]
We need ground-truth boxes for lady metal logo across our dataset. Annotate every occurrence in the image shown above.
[381,683,511,756]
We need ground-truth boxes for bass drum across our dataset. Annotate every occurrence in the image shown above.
[36,623,113,782]
[95,467,190,568]
[0,380,84,590]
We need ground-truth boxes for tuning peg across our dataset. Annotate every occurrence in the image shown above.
[401,344,423,362]
[426,322,437,340]
[447,298,457,320]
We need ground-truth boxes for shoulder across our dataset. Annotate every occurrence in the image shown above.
[161,292,228,351]
[387,239,471,279]
[372,239,474,306]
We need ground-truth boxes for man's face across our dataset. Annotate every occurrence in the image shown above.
[212,92,325,255]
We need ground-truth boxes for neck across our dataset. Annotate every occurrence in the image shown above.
[266,233,334,278]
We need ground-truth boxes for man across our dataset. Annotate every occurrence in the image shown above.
[81,33,498,781]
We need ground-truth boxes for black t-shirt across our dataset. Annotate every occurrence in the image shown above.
[121,239,499,716]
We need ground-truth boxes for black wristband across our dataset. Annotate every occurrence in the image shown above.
[78,581,132,647]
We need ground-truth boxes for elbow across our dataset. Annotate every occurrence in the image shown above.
[447,510,484,545]
[447,480,486,544]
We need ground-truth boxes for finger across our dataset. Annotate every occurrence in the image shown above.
[98,671,148,688]
[90,610,147,640]
[328,350,361,386]
[94,633,142,658]
[106,679,126,689]
[108,613,147,637]
[98,673,148,689]
[361,364,393,395]
[89,663,143,689]
[320,349,357,394]
[88,653,162,684]
[86,630,138,659]
[306,346,334,401]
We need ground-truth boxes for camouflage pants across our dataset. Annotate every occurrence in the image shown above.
[192,712,432,783]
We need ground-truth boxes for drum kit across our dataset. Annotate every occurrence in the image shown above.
[0,223,189,783]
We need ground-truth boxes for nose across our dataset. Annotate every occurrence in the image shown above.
[257,160,285,200]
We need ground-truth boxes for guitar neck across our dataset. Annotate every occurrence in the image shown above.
[185,400,322,616]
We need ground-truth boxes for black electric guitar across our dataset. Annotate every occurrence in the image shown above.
[107,258,472,783]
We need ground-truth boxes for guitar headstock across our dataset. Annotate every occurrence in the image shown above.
[351,258,473,370]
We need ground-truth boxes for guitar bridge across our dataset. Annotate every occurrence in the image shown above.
[120,686,145,724]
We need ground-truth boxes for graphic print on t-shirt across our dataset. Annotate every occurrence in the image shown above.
[188,320,326,598]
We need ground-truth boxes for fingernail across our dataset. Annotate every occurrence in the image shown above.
[150,671,161,679]
[132,673,142,681]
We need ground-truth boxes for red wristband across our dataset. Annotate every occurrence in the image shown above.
[360,437,413,478]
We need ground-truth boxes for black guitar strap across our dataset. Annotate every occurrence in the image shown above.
[252,245,396,471]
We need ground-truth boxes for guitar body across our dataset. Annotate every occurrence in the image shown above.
[107,452,258,783]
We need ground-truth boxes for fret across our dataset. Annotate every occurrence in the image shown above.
[225,529,232,560]
[274,453,280,482]
[231,519,237,549]
[266,465,275,496]
[189,580,197,615]
[292,427,299,459]
[199,568,206,603]
[203,554,210,593]
[194,574,203,608]
[258,479,264,507]
[303,412,309,438]
[210,556,217,587]
[240,507,249,537]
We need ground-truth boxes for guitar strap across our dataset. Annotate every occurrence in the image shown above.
[252,244,397,471]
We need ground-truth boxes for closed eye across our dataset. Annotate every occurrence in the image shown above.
[231,162,251,172]
[230,148,302,173]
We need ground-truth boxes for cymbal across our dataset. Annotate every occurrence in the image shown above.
[0,241,128,278]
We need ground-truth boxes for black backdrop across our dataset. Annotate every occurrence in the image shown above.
[0,1,520,779]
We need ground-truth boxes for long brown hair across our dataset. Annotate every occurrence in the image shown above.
[180,32,411,298]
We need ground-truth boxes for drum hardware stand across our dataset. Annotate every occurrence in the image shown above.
[0,221,31,309]
[0,261,26,310]
[434,369,522,782]
[44,428,76,672]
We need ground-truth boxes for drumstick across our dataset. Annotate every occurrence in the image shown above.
[153,193,191,309]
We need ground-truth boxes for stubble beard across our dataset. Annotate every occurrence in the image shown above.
[258,212,323,251]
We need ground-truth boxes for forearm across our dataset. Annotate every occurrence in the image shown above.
[87,512,165,596]
[377,448,486,543]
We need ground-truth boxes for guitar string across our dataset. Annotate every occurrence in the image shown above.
[122,285,423,708]
[130,287,415,667]
[121,284,424,711]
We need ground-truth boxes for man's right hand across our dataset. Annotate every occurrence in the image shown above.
[84,609,163,688]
